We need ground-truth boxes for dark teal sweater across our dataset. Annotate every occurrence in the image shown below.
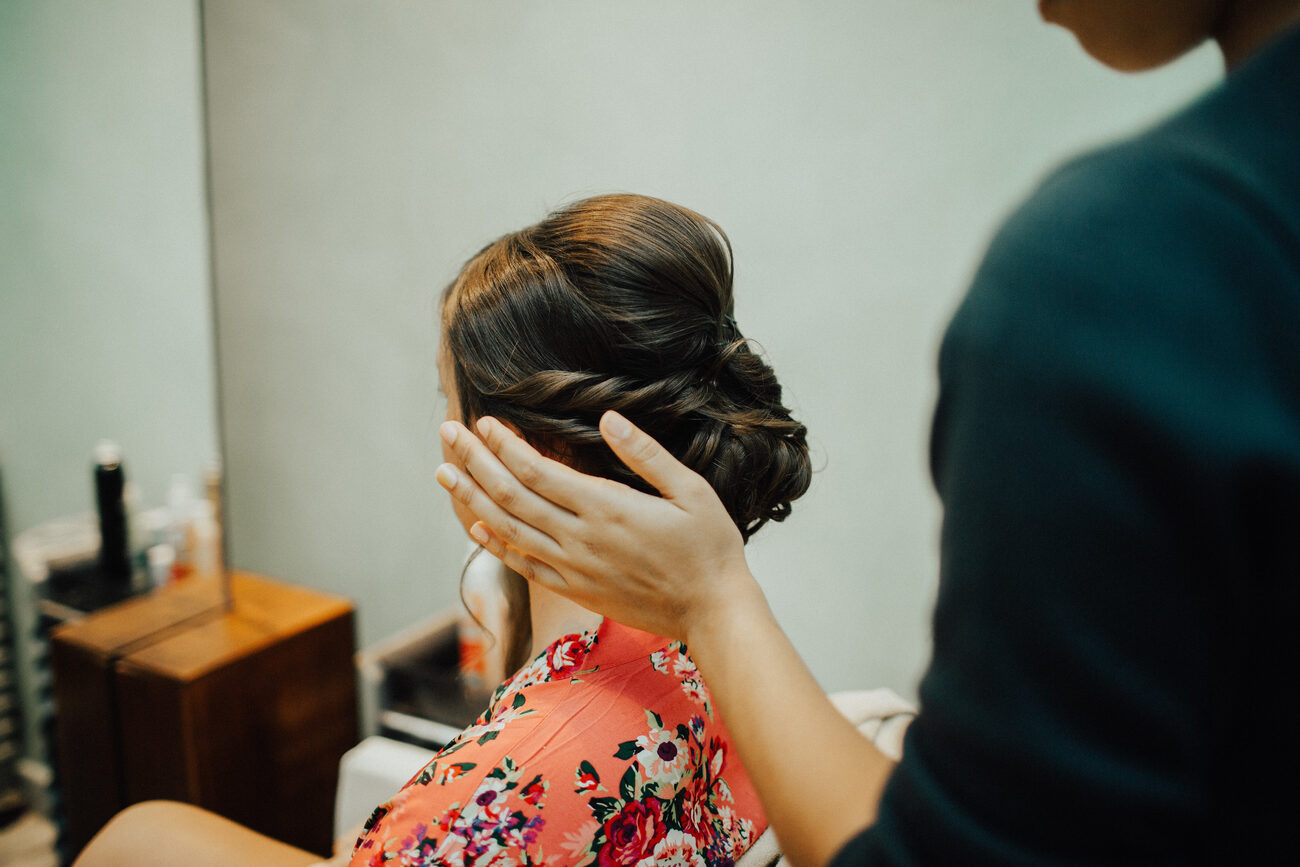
[836,23,1300,865]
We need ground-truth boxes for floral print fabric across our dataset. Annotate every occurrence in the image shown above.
[350,619,765,866]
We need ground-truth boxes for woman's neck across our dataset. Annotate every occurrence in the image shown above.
[528,582,603,659]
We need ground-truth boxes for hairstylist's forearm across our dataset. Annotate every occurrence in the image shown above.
[685,574,895,867]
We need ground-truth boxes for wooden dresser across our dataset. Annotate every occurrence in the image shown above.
[50,572,357,858]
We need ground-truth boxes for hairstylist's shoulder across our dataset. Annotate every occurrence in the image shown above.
[938,145,1158,383]
[979,140,1196,291]
[966,22,1300,340]
[949,120,1294,375]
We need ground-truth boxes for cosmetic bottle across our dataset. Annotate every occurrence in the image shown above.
[191,500,220,577]
[93,441,132,581]
[166,474,197,580]
[202,459,225,576]
[147,543,175,589]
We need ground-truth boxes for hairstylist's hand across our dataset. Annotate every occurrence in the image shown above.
[435,411,764,642]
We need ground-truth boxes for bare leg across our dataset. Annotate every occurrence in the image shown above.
[74,801,324,867]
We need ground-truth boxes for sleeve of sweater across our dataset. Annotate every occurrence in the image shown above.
[837,140,1300,865]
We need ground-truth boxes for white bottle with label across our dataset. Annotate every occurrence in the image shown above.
[166,474,197,580]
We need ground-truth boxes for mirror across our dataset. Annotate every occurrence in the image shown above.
[0,3,220,772]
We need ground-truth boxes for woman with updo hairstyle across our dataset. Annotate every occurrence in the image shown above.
[350,194,811,867]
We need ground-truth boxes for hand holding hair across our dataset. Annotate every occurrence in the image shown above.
[438,409,897,867]
[437,409,764,645]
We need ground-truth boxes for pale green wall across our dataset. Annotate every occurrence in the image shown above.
[0,1,218,757]
[203,1,1221,697]
[0,0,217,537]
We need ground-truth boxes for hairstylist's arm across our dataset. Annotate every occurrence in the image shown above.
[436,412,897,867]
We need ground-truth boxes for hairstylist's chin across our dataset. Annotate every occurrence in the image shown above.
[1038,0,1223,72]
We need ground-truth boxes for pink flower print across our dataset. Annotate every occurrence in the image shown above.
[635,727,690,786]
[466,835,516,867]
[649,643,688,677]
[678,787,709,842]
[635,830,707,867]
[598,799,667,867]
[458,776,511,827]
[520,776,547,807]
[651,644,713,712]
[510,655,552,690]
[498,813,546,853]
[680,676,711,706]
[708,739,727,780]
[478,849,518,867]
[435,762,476,785]
[474,786,509,815]
[394,845,425,867]
[715,804,756,857]
[561,819,601,859]
[546,634,592,677]
[575,768,599,794]
[650,643,699,684]
[429,834,469,867]
[434,807,457,836]
[489,644,561,710]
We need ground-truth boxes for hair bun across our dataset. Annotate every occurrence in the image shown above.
[444,193,812,542]
[685,339,810,540]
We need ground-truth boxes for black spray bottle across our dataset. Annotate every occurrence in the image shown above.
[93,440,132,582]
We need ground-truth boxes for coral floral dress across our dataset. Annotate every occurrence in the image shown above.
[350,618,766,867]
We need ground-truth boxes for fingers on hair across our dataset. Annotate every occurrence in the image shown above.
[482,337,809,541]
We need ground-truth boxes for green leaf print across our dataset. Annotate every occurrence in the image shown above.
[619,765,638,801]
[588,796,622,823]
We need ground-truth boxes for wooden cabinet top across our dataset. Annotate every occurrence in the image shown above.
[52,572,354,680]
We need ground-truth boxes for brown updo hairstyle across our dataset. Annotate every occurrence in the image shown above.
[443,193,811,670]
